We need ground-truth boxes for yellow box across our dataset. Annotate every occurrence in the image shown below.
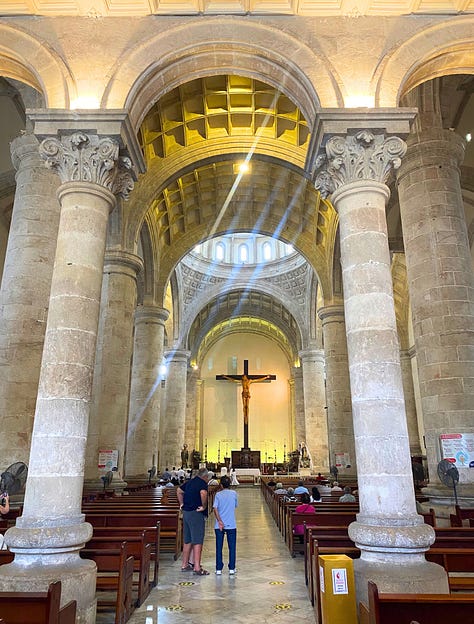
[318,555,357,624]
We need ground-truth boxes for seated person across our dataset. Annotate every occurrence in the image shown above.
[294,480,309,495]
[267,478,277,487]
[0,493,9,550]
[293,493,316,542]
[331,481,342,491]
[284,487,297,502]
[315,472,326,482]
[274,482,287,495]
[310,486,322,503]
[339,486,356,502]
[0,493,9,516]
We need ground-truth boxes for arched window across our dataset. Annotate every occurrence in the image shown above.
[238,244,249,263]
[215,241,225,261]
[263,241,272,261]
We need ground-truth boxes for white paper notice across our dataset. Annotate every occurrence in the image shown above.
[319,566,325,593]
[332,568,348,594]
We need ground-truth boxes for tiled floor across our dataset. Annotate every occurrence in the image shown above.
[100,486,316,623]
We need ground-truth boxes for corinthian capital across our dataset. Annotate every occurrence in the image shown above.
[314,131,406,198]
[39,132,135,199]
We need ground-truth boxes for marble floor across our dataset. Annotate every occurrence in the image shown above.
[99,485,316,623]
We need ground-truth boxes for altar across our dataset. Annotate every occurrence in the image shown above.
[233,467,261,484]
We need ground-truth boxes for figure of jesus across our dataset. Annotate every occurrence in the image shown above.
[220,373,271,425]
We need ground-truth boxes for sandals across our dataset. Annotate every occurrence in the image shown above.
[193,568,210,576]
[181,563,194,572]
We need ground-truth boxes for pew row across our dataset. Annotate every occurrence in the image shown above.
[85,511,181,560]
[80,541,134,624]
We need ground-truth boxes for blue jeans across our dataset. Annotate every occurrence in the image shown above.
[214,528,237,571]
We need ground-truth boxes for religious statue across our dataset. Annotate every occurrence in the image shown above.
[220,373,271,425]
[181,443,189,468]
[298,441,312,469]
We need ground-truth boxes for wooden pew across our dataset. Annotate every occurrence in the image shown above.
[289,511,357,556]
[92,525,160,588]
[0,550,15,566]
[360,580,474,624]
[283,501,358,542]
[0,580,76,624]
[426,547,474,591]
[80,541,134,624]
[86,533,152,606]
[307,533,360,620]
[85,511,181,560]
[450,505,474,526]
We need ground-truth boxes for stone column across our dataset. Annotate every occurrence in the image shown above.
[160,349,190,469]
[185,368,200,460]
[292,366,305,449]
[85,250,143,490]
[314,120,447,602]
[125,305,168,480]
[0,134,60,467]
[400,349,422,456]
[0,130,136,624]
[397,125,474,500]
[299,347,329,471]
[194,378,204,455]
[318,304,356,477]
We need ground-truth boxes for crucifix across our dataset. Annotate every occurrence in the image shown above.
[216,359,276,450]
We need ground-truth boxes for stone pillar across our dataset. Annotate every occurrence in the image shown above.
[125,305,168,480]
[400,349,422,456]
[397,126,474,500]
[85,250,143,490]
[160,349,190,469]
[0,130,136,624]
[194,378,203,454]
[292,366,305,450]
[314,120,447,602]
[185,368,200,459]
[0,134,60,467]
[318,304,356,477]
[299,347,329,471]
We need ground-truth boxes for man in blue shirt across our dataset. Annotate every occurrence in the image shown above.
[294,480,309,495]
[178,467,210,575]
[213,475,238,575]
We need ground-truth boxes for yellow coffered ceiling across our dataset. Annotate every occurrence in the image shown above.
[2,0,472,16]
[139,76,309,167]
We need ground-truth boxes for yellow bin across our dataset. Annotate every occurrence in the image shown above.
[318,555,357,624]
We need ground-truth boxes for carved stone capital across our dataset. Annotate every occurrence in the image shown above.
[39,132,135,199]
[314,131,407,198]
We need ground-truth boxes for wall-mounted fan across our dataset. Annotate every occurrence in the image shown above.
[0,462,28,495]
[100,470,114,491]
[148,466,157,483]
[437,459,459,505]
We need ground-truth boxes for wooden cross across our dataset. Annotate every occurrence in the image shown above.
[216,359,276,450]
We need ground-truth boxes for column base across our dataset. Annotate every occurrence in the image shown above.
[422,482,474,507]
[0,558,97,624]
[83,476,128,496]
[353,553,449,607]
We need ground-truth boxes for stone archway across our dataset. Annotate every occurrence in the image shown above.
[102,17,342,119]
[0,23,75,107]
[375,15,474,106]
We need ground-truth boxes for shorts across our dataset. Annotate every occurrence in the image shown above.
[183,510,206,545]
